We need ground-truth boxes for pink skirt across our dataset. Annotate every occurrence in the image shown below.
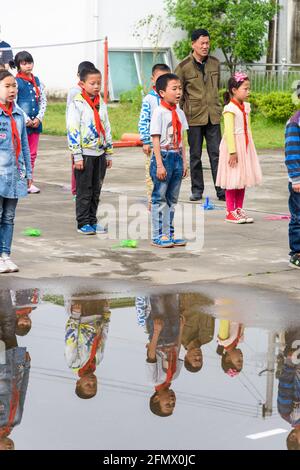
[216,134,262,190]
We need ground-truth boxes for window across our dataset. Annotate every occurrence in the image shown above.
[109,50,172,100]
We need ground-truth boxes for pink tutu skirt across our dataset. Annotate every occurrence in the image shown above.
[216,134,262,190]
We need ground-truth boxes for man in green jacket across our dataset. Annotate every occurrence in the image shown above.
[175,29,225,202]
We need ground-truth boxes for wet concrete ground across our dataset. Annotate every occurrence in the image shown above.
[1,283,300,450]
[3,135,299,299]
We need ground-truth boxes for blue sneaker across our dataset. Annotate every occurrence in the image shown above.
[171,237,187,247]
[77,224,96,235]
[151,236,174,248]
[91,223,108,234]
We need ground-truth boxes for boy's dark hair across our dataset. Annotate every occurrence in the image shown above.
[0,70,13,82]
[191,29,210,42]
[155,73,180,98]
[224,75,249,105]
[184,357,202,373]
[149,392,172,417]
[287,430,300,450]
[10,51,34,71]
[77,61,95,75]
[75,382,97,399]
[152,63,171,75]
[221,349,243,374]
[79,67,101,82]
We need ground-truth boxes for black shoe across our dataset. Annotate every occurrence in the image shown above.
[218,194,226,201]
[190,194,202,202]
[289,253,300,269]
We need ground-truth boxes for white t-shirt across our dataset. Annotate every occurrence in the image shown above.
[150,105,189,149]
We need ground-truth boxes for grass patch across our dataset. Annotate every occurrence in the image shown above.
[43,294,135,309]
[43,101,285,150]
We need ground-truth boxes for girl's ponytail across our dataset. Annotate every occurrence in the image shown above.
[9,60,16,69]
[223,91,231,105]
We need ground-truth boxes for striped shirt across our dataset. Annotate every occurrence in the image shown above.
[285,111,300,185]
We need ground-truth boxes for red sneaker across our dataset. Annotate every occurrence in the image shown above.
[225,210,246,224]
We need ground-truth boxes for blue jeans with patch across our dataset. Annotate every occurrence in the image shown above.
[0,197,18,255]
[289,183,300,255]
[150,151,183,240]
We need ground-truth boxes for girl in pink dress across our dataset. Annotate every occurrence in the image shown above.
[216,72,262,224]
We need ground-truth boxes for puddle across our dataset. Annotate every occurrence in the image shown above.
[0,282,300,450]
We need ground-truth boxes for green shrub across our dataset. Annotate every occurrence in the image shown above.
[253,92,298,122]
[119,85,144,109]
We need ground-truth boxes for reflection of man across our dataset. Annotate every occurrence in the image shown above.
[0,27,13,69]
[175,29,225,202]
[0,290,31,451]
[277,328,300,450]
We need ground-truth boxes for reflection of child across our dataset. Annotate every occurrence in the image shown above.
[65,298,110,400]
[11,288,39,336]
[140,294,184,417]
[0,348,31,450]
[277,328,300,450]
[180,293,215,373]
[217,320,244,376]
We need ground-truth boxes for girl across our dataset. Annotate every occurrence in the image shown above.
[0,70,32,273]
[217,320,244,377]
[11,51,47,194]
[216,72,262,224]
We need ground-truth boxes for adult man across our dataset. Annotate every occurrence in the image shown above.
[175,29,225,201]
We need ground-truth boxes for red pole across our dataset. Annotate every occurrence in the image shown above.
[103,36,109,104]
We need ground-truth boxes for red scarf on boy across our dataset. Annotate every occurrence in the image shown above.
[16,72,40,103]
[160,100,182,148]
[0,102,21,166]
[81,90,106,143]
[78,334,101,377]
[231,98,249,149]
[155,347,177,392]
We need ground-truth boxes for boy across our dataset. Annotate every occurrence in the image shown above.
[67,68,113,235]
[66,61,95,197]
[150,73,188,248]
[138,63,171,208]
[285,91,300,269]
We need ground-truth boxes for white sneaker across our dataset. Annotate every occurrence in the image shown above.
[0,258,9,273]
[237,208,254,223]
[1,254,19,272]
[28,184,40,194]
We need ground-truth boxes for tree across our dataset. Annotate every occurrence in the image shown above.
[166,0,278,72]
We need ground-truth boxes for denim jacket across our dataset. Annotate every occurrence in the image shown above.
[0,104,32,199]
[0,348,30,431]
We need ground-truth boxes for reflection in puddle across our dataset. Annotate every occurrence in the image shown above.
[0,285,300,450]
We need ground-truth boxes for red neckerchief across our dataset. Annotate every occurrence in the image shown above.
[16,308,32,316]
[16,72,40,103]
[78,334,101,377]
[0,102,21,166]
[155,347,177,392]
[160,100,182,148]
[0,380,20,438]
[152,86,157,94]
[231,98,249,149]
[81,90,106,143]
[224,325,243,351]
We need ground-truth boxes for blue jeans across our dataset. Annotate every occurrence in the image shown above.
[289,183,300,255]
[0,197,18,255]
[150,151,183,240]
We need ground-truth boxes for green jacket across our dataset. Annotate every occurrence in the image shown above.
[175,53,222,126]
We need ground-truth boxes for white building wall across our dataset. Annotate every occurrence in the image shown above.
[0,0,186,94]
